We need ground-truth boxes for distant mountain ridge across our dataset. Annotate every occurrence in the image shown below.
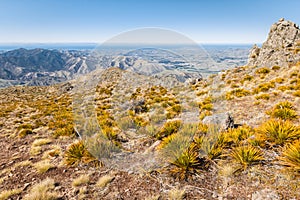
[0,45,249,87]
[0,48,90,86]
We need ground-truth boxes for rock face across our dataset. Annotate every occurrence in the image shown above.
[248,18,300,67]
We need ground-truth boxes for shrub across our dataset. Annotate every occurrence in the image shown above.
[257,119,300,146]
[273,77,285,84]
[290,71,298,78]
[255,93,270,100]
[19,129,33,137]
[272,65,281,71]
[293,90,300,97]
[230,145,264,168]
[226,88,250,99]
[278,85,289,92]
[280,140,300,170]
[17,123,33,130]
[242,75,254,82]
[132,115,148,127]
[253,82,275,94]
[197,90,208,96]
[199,110,212,120]
[198,96,214,114]
[255,67,270,74]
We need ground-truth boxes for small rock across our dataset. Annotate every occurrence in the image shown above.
[23,183,31,191]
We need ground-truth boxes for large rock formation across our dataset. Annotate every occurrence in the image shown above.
[248,18,300,67]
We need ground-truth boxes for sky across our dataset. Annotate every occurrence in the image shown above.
[0,0,300,44]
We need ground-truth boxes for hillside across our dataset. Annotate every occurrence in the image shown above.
[1,19,300,199]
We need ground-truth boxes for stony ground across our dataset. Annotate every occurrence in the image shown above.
[0,66,300,200]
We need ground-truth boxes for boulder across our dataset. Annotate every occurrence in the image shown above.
[202,112,234,131]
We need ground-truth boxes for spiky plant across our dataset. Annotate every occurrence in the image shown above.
[267,101,298,120]
[169,143,201,180]
[257,119,300,146]
[155,120,181,140]
[160,127,201,180]
[64,140,100,166]
[279,140,300,171]
[225,125,252,145]
[230,145,264,168]
[158,134,176,149]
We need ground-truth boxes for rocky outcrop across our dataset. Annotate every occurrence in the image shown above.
[248,18,300,67]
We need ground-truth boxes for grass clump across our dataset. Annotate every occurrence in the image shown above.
[267,101,298,120]
[19,129,33,137]
[242,74,254,83]
[64,140,99,166]
[255,93,270,100]
[32,138,52,146]
[96,174,115,188]
[226,88,250,99]
[272,65,281,71]
[72,174,90,187]
[17,123,33,130]
[253,82,275,93]
[257,119,300,146]
[230,145,264,168]
[24,178,59,200]
[255,67,270,74]
[0,188,22,200]
[293,90,300,97]
[155,120,181,140]
[34,160,55,173]
[280,140,300,171]
[160,124,202,180]
[30,138,52,156]
[168,188,186,200]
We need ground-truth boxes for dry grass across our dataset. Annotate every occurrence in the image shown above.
[33,160,55,173]
[168,188,186,200]
[96,174,115,188]
[72,174,90,187]
[24,178,59,200]
[32,138,52,147]
[0,188,22,200]
[42,145,61,160]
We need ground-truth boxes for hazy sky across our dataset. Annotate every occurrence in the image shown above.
[0,0,300,44]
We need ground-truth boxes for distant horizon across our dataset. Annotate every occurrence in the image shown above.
[0,42,255,51]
